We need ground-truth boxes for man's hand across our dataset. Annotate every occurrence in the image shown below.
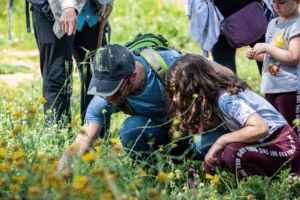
[97,4,113,28]
[59,7,78,36]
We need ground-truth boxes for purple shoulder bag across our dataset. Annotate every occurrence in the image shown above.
[213,1,269,49]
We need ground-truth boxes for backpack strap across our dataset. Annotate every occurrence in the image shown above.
[26,1,31,33]
[139,48,169,86]
[8,0,14,40]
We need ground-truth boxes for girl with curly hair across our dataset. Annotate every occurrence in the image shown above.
[166,53,300,178]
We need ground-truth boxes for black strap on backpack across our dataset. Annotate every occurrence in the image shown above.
[8,0,54,40]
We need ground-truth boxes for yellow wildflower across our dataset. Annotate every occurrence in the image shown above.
[13,175,27,183]
[1,162,12,172]
[6,110,11,114]
[15,159,26,169]
[78,129,86,135]
[137,168,147,176]
[168,172,175,179]
[91,168,105,180]
[212,175,220,184]
[13,149,26,159]
[193,94,199,98]
[13,111,23,119]
[0,139,8,148]
[47,155,57,163]
[205,174,214,179]
[172,143,177,148]
[50,161,58,171]
[83,186,95,198]
[27,108,36,116]
[100,192,113,200]
[29,102,33,105]
[38,97,47,104]
[157,171,168,183]
[37,151,46,160]
[27,186,42,198]
[70,120,77,128]
[82,152,95,162]
[126,185,134,190]
[158,148,163,152]
[148,141,154,146]
[0,177,4,184]
[10,184,21,193]
[75,114,81,119]
[38,114,43,118]
[293,118,300,126]
[46,173,62,189]
[4,103,11,108]
[11,144,20,152]
[9,96,14,100]
[11,127,21,137]
[73,176,90,193]
[172,131,181,139]
[111,143,123,154]
[147,189,160,200]
[6,155,13,163]
[241,191,246,196]
[94,138,104,148]
[247,195,253,200]
[19,125,24,130]
[134,179,142,185]
[68,144,79,154]
[0,149,6,159]
[109,138,121,144]
[32,164,46,173]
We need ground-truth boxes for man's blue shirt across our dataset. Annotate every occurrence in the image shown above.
[85,50,183,126]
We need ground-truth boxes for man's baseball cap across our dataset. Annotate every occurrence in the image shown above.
[87,44,136,97]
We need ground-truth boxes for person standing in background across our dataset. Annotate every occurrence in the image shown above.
[187,0,274,74]
[31,0,113,125]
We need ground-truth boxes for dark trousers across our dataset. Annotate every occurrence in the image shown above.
[32,7,107,125]
[204,125,300,178]
[211,34,265,74]
[265,92,299,135]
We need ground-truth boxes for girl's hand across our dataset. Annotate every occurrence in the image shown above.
[204,140,226,168]
[245,48,255,60]
[253,43,269,56]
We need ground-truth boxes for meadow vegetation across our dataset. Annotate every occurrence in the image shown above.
[1,0,298,199]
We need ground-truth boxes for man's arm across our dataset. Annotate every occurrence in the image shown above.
[48,0,86,38]
[57,122,103,171]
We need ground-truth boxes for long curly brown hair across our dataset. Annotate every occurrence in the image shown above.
[166,54,250,137]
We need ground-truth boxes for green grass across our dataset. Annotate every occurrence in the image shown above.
[0,63,32,74]
[0,0,295,199]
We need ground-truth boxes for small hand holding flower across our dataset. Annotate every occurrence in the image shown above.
[204,139,226,168]
[252,43,269,57]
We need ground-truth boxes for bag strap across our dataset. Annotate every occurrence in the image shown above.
[8,0,14,40]
[26,1,31,33]
[139,48,168,85]
[210,0,221,22]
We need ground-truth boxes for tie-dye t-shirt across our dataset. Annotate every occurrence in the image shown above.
[261,16,300,93]
[218,89,287,141]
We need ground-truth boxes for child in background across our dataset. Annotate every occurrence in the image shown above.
[166,53,300,178]
[246,0,300,136]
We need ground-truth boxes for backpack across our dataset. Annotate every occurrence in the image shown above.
[8,0,54,40]
[125,33,183,86]
[117,33,184,115]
